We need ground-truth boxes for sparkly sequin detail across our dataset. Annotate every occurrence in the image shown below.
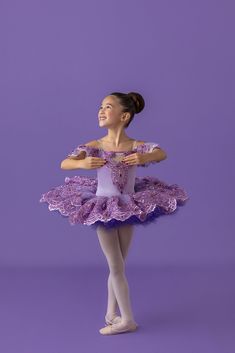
[135,142,161,167]
[40,142,190,228]
[101,152,130,193]
[67,145,100,158]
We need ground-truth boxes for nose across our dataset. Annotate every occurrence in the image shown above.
[99,107,106,116]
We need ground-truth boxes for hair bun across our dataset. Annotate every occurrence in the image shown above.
[127,92,145,114]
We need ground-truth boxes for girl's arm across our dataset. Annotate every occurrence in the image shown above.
[60,140,99,170]
[60,158,85,170]
[143,147,167,163]
[136,140,167,163]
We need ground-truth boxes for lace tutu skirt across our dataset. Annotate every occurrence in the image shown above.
[39,175,189,229]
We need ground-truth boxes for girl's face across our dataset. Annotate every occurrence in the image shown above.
[98,95,128,128]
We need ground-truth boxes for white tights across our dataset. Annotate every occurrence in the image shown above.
[96,223,135,323]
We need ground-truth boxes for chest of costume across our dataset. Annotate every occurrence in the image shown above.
[102,152,130,194]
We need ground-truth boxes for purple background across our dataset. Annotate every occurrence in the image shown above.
[1,0,234,352]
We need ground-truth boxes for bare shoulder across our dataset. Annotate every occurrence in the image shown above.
[66,140,98,160]
[83,140,99,148]
[135,140,145,146]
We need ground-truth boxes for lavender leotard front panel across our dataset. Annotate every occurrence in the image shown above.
[95,163,137,197]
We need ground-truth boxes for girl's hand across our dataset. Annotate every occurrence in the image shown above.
[121,152,147,166]
[79,156,107,169]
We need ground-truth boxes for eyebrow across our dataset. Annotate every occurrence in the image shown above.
[100,103,114,107]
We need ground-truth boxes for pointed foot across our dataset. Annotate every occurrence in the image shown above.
[99,321,138,335]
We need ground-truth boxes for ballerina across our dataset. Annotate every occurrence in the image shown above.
[40,91,189,335]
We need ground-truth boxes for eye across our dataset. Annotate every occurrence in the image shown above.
[99,105,111,109]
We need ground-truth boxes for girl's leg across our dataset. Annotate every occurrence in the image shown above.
[96,224,136,323]
[106,224,134,318]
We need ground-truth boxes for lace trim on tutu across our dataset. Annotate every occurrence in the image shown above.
[39,175,189,228]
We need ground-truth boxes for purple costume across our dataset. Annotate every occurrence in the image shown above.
[39,141,189,229]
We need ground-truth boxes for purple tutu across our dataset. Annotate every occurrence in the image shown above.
[39,175,189,229]
[39,142,189,229]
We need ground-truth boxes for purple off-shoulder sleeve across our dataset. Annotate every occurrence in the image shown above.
[137,141,161,167]
[66,144,99,158]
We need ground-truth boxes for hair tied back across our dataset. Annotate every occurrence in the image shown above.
[126,92,145,114]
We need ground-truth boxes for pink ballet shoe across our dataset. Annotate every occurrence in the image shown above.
[105,313,122,325]
[99,320,138,335]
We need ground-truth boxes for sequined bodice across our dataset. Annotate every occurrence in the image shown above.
[95,150,137,196]
[66,139,161,197]
[94,139,136,196]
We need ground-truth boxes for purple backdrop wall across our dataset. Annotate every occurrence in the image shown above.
[1,0,234,267]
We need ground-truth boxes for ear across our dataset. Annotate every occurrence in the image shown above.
[122,112,131,122]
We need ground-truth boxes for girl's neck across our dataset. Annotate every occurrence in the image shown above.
[102,133,133,147]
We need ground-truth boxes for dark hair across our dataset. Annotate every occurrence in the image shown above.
[109,91,145,128]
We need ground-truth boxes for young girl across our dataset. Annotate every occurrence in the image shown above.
[39,91,189,335]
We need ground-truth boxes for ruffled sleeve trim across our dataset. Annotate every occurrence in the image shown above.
[67,144,99,158]
[137,142,161,167]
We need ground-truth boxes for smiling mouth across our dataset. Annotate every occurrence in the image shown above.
[99,117,107,120]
